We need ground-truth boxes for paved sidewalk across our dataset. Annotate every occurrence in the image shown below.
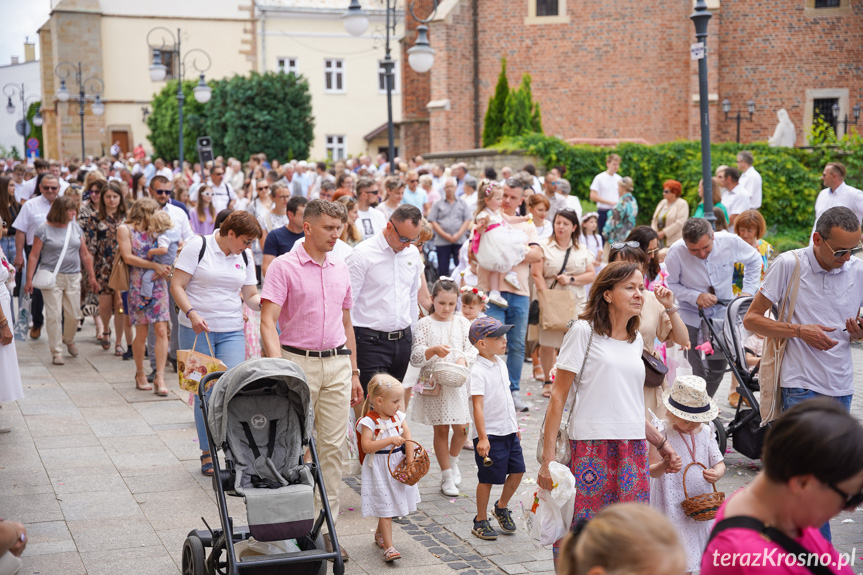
[2,327,862,574]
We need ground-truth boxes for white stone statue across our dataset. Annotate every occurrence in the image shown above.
[768,108,796,148]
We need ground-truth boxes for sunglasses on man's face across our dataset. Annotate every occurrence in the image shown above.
[822,237,863,259]
[153,189,172,196]
[42,186,59,192]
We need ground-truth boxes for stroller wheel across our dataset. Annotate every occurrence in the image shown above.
[713,416,727,455]
[182,535,207,575]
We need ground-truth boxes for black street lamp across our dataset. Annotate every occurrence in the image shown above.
[721,98,755,143]
[831,102,861,136]
[146,27,212,169]
[3,83,42,161]
[343,0,437,168]
[54,62,104,160]
[691,0,715,229]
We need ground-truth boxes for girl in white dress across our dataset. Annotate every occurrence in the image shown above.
[649,375,726,573]
[410,278,478,496]
[358,374,421,562]
[0,241,23,428]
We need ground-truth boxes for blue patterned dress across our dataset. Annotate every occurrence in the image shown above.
[602,192,638,243]
[127,228,170,325]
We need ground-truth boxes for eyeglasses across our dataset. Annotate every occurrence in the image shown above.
[390,220,420,243]
[213,172,224,176]
[42,186,59,191]
[663,189,673,194]
[647,247,660,255]
[822,237,863,259]
[826,481,863,510]
[153,189,172,196]
[241,238,255,246]
[407,179,418,184]
[258,185,270,190]
[201,192,213,197]
[611,241,641,250]
[276,195,290,201]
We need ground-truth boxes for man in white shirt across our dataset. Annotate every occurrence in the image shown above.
[190,166,236,213]
[15,159,50,203]
[346,204,422,395]
[589,153,623,236]
[737,151,763,209]
[814,162,863,227]
[666,218,761,397]
[431,163,446,197]
[154,158,173,182]
[226,159,245,191]
[355,177,386,240]
[12,174,61,339]
[49,162,70,196]
[720,167,751,228]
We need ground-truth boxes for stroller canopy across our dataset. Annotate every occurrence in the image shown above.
[208,358,313,449]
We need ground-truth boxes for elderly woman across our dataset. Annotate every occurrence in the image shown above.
[602,177,638,247]
[702,398,863,572]
[428,177,472,278]
[118,198,171,394]
[83,181,128,355]
[608,244,690,418]
[651,180,688,248]
[25,196,99,365]
[171,211,261,476]
[538,262,682,562]
[531,209,596,398]
[732,209,773,294]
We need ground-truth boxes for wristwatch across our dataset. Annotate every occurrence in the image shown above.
[351,369,360,377]
[569,276,575,285]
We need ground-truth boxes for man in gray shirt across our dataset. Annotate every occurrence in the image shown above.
[428,177,472,278]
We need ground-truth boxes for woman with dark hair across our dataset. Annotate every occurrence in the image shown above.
[702,398,863,573]
[650,179,688,247]
[0,176,19,273]
[78,178,105,230]
[538,262,682,562]
[693,176,728,221]
[191,184,216,235]
[625,226,664,289]
[531,209,596,398]
[171,210,261,476]
[608,244,689,418]
[130,173,147,200]
[83,181,128,354]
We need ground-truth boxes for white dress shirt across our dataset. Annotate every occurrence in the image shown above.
[814,182,863,227]
[14,177,37,203]
[721,184,751,219]
[739,166,763,209]
[589,171,623,211]
[346,232,421,332]
[12,194,52,245]
[759,247,863,397]
[665,232,762,326]
[162,203,195,243]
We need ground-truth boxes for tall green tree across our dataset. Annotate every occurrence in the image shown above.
[146,80,208,161]
[502,74,535,139]
[482,58,509,147]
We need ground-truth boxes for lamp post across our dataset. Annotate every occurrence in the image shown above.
[721,98,755,143]
[831,102,861,136]
[691,0,715,229]
[343,0,437,168]
[146,27,212,170]
[54,62,105,159]
[3,83,42,161]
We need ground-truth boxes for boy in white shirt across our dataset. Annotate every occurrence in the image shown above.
[468,317,525,541]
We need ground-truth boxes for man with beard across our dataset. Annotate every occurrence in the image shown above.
[354,177,385,241]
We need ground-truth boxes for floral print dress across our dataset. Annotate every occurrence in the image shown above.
[602,192,638,244]
[84,213,124,295]
[128,228,170,325]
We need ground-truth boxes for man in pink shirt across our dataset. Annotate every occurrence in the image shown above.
[260,199,362,561]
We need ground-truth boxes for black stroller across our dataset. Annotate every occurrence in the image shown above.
[696,296,766,459]
[182,358,345,575]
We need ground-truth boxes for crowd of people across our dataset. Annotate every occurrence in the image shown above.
[0,147,862,573]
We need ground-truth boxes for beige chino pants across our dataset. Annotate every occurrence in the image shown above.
[42,272,81,357]
[281,350,351,527]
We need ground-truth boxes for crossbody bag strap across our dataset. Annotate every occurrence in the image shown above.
[708,516,833,575]
[49,224,74,279]
[549,247,572,290]
[562,323,594,431]
[784,252,802,323]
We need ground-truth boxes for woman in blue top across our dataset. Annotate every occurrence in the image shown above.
[602,177,638,244]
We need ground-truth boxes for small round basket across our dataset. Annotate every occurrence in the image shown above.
[432,361,470,388]
[681,462,725,521]
[388,440,430,486]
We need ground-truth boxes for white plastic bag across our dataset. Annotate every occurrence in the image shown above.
[522,462,577,548]
[235,537,300,558]
[343,409,361,476]
[665,344,693,383]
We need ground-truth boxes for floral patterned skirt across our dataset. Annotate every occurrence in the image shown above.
[552,439,650,561]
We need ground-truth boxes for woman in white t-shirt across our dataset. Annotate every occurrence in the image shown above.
[536,262,683,563]
[171,211,262,477]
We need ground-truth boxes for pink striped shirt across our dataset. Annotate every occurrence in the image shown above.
[260,243,353,350]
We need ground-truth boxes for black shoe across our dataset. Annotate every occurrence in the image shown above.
[147,370,156,383]
[122,346,133,360]
[493,501,517,534]
[472,516,498,540]
[168,357,177,372]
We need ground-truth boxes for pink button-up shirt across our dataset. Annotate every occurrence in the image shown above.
[260,243,353,350]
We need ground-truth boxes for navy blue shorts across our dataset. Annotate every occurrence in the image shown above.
[473,433,526,485]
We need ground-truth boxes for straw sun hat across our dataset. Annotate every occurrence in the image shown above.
[662,375,719,423]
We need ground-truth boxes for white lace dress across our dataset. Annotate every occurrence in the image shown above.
[409,316,477,426]
[649,420,724,572]
[0,247,23,402]
[358,410,421,518]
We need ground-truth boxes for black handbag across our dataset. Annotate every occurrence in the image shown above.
[642,349,669,388]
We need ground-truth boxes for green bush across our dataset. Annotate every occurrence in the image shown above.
[501,134,848,249]
[482,59,509,148]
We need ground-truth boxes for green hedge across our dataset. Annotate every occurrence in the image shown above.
[502,134,862,251]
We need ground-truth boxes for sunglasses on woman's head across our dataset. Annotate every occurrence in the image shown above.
[611,241,640,250]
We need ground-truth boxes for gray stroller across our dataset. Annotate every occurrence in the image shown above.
[182,358,344,575]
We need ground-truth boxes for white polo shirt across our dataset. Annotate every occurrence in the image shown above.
[739,166,763,209]
[12,194,52,245]
[469,354,519,439]
[721,184,751,219]
[814,182,863,227]
[589,171,623,211]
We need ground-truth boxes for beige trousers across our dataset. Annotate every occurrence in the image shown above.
[42,272,81,357]
[281,350,351,526]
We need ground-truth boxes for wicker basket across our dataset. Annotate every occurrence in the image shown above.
[681,462,725,521]
[432,361,470,388]
[388,440,430,486]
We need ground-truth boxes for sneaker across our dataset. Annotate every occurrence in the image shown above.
[440,468,459,497]
[65,341,79,357]
[493,501,517,534]
[472,516,498,540]
[503,271,522,291]
[488,290,508,308]
[511,391,529,413]
[52,355,65,365]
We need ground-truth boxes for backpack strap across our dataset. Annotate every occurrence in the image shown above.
[198,234,248,267]
[708,517,833,575]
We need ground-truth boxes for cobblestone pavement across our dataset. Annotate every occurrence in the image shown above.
[2,327,862,574]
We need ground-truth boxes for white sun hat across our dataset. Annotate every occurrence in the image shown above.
[662,375,719,423]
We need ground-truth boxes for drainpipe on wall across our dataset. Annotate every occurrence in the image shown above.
[472,0,480,148]
[259,3,267,72]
